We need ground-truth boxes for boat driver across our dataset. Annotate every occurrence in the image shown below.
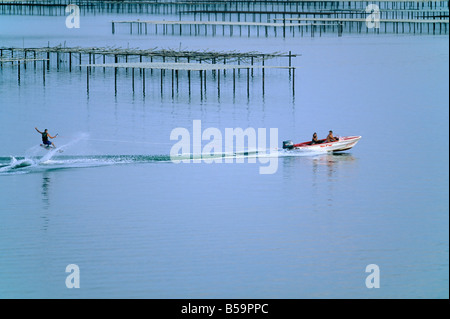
[310,132,319,145]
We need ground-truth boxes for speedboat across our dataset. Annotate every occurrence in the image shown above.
[282,136,361,152]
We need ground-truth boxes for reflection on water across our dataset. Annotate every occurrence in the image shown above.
[282,152,358,210]
[41,172,51,208]
[311,153,357,177]
[283,152,357,173]
[40,172,51,230]
[312,153,357,207]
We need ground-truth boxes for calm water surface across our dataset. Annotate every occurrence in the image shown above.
[0,13,448,298]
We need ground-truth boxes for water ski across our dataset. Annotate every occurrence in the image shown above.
[40,144,63,153]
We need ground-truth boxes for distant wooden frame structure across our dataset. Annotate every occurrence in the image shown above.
[111,17,448,37]
[80,62,296,97]
[0,45,298,98]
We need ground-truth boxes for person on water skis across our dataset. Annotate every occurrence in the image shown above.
[35,127,57,148]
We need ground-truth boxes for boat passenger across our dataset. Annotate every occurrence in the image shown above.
[326,130,338,143]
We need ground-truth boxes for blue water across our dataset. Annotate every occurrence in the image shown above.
[0,11,448,298]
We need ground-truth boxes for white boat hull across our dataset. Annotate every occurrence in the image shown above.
[292,136,362,152]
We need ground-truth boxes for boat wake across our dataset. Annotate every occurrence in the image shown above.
[0,154,174,175]
[0,145,334,176]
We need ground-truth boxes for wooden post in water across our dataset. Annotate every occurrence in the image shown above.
[175,61,179,93]
[238,57,241,75]
[132,68,135,93]
[150,56,153,75]
[233,68,236,95]
[223,58,226,76]
[171,69,174,98]
[247,68,250,97]
[42,60,45,85]
[142,68,145,96]
[200,70,203,99]
[217,68,220,97]
[187,58,191,96]
[292,67,295,96]
[114,67,117,95]
[188,69,191,96]
[160,69,163,95]
[17,60,20,85]
[288,51,292,76]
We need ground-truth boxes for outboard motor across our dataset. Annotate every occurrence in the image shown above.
[282,140,294,150]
